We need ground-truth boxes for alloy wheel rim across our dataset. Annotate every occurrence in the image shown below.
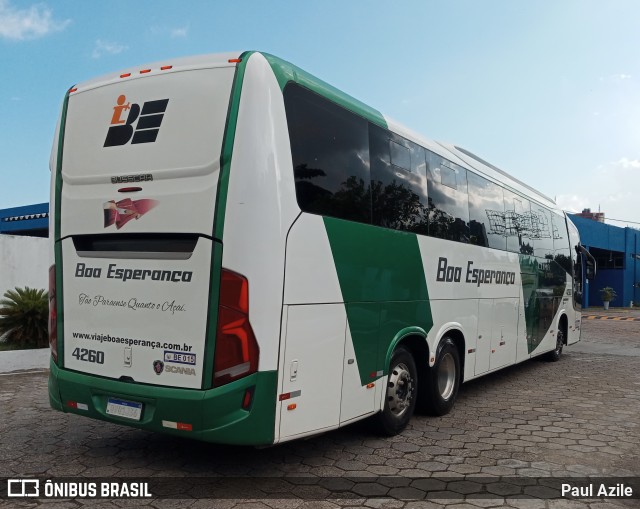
[438,353,456,400]
[387,362,414,417]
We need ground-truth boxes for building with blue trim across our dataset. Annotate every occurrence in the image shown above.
[0,203,49,237]
[569,214,639,308]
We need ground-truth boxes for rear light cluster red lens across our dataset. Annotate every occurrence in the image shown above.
[213,269,259,387]
[48,265,58,364]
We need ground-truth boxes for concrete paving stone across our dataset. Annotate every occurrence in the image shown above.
[335,460,369,472]
[499,498,547,509]
[404,501,449,509]
[464,498,507,508]
[463,457,495,468]
[447,464,482,475]
[392,442,421,453]
[262,501,306,509]
[478,438,508,446]
[542,500,591,509]
[355,454,386,466]
[383,458,418,469]
[397,468,434,478]
[432,456,465,465]
[293,502,343,509]
[351,482,390,497]
[308,466,349,477]
[363,498,405,509]
[566,445,597,453]
[415,462,449,472]
[565,464,603,475]
[514,467,551,477]
[372,449,406,460]
[365,465,400,476]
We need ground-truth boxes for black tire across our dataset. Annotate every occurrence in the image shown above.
[419,337,460,416]
[374,347,417,436]
[545,327,564,362]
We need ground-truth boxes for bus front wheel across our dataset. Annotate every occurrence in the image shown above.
[375,347,417,436]
[421,337,460,416]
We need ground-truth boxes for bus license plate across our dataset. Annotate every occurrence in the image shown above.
[106,398,142,420]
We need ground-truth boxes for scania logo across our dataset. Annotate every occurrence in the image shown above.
[153,360,164,375]
[166,365,196,376]
[104,95,169,147]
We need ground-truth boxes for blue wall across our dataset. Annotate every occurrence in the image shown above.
[569,214,640,308]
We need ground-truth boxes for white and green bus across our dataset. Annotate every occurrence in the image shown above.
[48,51,594,445]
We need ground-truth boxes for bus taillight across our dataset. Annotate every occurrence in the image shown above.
[48,264,58,364]
[213,269,259,387]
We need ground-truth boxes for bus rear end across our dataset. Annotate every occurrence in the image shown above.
[48,53,276,445]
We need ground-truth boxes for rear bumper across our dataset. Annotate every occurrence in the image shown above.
[48,358,277,445]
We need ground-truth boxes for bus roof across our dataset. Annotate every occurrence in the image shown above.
[70,51,243,94]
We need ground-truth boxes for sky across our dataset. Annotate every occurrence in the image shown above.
[1,0,640,227]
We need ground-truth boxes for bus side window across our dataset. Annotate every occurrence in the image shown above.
[467,172,506,250]
[426,152,470,243]
[531,204,554,259]
[504,190,533,255]
[370,124,428,234]
[552,211,571,274]
[283,82,371,224]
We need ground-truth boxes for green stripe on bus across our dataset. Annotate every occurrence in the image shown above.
[323,217,433,385]
[213,51,255,241]
[206,52,254,388]
[54,91,70,366]
[261,52,388,129]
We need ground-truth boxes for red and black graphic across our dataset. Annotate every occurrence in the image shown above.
[104,94,169,147]
[103,198,158,229]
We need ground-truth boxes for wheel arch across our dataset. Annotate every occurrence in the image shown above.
[439,328,466,384]
[384,326,429,372]
[557,312,569,345]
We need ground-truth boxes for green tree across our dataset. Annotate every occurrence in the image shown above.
[0,287,49,348]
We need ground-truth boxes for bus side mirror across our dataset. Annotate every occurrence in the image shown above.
[576,244,596,280]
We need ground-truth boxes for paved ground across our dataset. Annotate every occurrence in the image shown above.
[1,311,639,508]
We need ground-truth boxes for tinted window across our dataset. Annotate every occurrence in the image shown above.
[389,141,411,171]
[284,83,371,223]
[370,124,429,234]
[467,172,506,250]
[440,166,457,189]
[531,204,554,258]
[426,152,470,242]
[552,211,571,274]
[504,190,533,254]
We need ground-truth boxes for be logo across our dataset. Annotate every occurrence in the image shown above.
[104,94,169,147]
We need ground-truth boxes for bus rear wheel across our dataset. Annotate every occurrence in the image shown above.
[375,347,417,436]
[545,329,564,362]
[420,337,460,416]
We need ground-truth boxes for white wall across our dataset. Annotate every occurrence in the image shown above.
[0,235,49,295]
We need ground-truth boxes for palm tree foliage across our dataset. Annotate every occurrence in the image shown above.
[0,287,49,348]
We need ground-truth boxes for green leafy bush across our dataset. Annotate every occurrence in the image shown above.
[599,286,617,303]
[0,287,49,348]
